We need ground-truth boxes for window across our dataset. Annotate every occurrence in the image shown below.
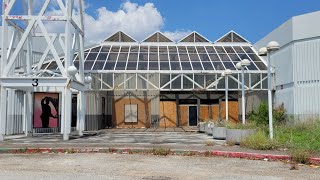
[125,104,138,123]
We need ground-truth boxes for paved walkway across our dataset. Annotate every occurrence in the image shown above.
[0,128,288,156]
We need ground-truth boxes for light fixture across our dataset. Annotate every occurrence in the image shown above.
[238,60,250,124]
[236,62,242,69]
[67,66,78,77]
[267,41,280,52]
[258,47,268,56]
[224,69,232,75]
[241,59,251,66]
[84,76,92,84]
[265,40,280,140]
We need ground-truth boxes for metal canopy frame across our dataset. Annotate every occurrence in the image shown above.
[0,0,86,141]
[38,31,270,92]
[88,72,267,91]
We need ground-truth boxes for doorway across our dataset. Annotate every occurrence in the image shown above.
[71,96,77,128]
[189,106,198,126]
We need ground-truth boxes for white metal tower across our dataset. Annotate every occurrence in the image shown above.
[0,0,86,140]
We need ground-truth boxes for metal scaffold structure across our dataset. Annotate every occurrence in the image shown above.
[0,0,86,140]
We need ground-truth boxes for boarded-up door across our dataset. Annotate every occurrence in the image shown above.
[159,101,177,128]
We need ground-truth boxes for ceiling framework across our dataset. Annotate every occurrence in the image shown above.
[0,0,86,141]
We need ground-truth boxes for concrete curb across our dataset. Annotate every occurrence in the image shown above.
[1,147,320,165]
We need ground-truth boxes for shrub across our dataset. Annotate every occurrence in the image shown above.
[248,101,268,126]
[215,119,226,127]
[241,130,279,150]
[248,101,287,126]
[290,149,311,164]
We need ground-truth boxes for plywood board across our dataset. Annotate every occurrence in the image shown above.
[179,105,188,126]
[221,101,239,123]
[159,101,177,128]
[199,105,209,122]
[124,104,138,122]
[112,97,150,128]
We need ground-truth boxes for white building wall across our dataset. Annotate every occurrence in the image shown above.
[293,39,320,83]
[254,19,293,50]
[275,88,294,115]
[295,84,320,119]
[255,11,320,119]
[272,44,293,86]
[292,11,320,41]
[85,92,104,130]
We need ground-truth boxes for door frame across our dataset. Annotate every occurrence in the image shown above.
[188,105,198,127]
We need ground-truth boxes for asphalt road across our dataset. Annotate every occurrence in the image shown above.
[0,153,319,180]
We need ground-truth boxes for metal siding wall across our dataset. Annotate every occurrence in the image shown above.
[275,88,294,115]
[293,38,320,118]
[5,90,24,135]
[292,11,320,41]
[271,44,293,86]
[295,85,320,119]
[85,92,102,131]
[254,19,293,50]
[293,39,320,82]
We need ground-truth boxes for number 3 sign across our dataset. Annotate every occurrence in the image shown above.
[32,79,39,87]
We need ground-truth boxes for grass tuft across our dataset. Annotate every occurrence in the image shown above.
[205,141,214,146]
[152,147,171,156]
[241,130,280,150]
[290,149,311,164]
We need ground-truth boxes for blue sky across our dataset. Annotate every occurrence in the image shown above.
[1,0,320,44]
[83,0,320,43]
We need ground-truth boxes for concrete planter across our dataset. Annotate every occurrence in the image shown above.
[206,123,214,135]
[199,122,206,133]
[226,129,257,145]
[212,127,226,140]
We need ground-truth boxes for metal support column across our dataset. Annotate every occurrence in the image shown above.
[63,87,72,141]
[267,53,274,139]
[0,87,7,141]
[225,76,229,121]
[241,67,246,124]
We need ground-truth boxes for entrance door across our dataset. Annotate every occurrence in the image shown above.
[71,96,77,127]
[189,106,198,126]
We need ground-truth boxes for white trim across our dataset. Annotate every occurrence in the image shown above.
[214,30,251,44]
[178,31,212,43]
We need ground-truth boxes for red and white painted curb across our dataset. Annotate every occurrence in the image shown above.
[1,147,319,165]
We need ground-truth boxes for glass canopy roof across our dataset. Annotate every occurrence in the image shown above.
[42,31,267,72]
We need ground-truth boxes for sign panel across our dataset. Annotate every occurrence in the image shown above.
[33,92,59,128]
[124,104,138,123]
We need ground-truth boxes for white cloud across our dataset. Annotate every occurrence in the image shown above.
[42,1,191,45]
[84,2,164,44]
[163,30,193,42]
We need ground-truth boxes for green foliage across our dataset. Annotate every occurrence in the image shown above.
[273,104,287,125]
[226,122,257,129]
[274,120,320,155]
[241,119,320,160]
[248,101,269,126]
[248,101,287,126]
[215,119,226,127]
[240,130,280,150]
